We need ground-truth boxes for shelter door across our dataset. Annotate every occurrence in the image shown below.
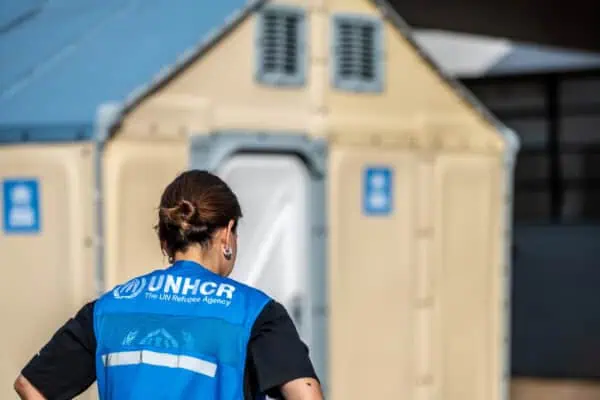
[189,133,328,389]
[216,154,312,342]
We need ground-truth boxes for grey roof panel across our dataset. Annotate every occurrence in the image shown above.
[489,43,600,75]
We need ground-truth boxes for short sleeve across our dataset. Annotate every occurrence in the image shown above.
[246,300,318,397]
[21,301,97,400]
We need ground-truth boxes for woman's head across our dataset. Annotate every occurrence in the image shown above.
[156,170,242,277]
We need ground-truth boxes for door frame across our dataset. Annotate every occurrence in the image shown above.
[190,132,329,391]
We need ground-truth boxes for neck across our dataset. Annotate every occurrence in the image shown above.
[173,246,222,275]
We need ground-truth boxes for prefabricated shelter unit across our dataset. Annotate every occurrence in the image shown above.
[0,0,518,399]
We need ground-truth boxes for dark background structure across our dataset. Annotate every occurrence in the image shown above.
[389,0,600,52]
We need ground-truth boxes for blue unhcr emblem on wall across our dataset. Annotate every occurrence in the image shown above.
[2,178,41,234]
[363,167,393,216]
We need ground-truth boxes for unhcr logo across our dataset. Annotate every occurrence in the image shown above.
[111,273,236,307]
[113,277,147,299]
[147,275,235,299]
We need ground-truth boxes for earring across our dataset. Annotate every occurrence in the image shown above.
[163,248,174,265]
[223,246,233,261]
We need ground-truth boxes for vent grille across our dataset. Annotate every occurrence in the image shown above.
[333,16,383,92]
[257,8,305,86]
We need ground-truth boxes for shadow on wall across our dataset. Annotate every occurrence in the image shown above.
[580,150,600,219]
[511,224,600,380]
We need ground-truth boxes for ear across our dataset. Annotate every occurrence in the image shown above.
[223,219,235,247]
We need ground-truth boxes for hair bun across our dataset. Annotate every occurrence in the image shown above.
[161,199,200,232]
[177,200,195,221]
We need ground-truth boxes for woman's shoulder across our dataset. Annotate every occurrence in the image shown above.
[250,300,297,337]
[254,300,288,322]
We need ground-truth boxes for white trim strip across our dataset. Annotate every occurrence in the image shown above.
[101,350,217,378]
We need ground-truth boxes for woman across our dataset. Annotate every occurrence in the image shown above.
[15,170,323,399]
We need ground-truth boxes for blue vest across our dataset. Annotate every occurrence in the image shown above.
[94,261,271,399]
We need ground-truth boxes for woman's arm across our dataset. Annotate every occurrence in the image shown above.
[247,300,324,399]
[14,375,46,400]
[280,377,323,400]
[15,301,97,399]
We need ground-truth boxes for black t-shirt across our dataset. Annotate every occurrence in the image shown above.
[22,300,317,400]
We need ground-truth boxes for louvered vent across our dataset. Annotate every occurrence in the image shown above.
[332,15,384,92]
[256,7,305,86]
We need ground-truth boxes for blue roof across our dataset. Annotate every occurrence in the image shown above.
[0,0,255,142]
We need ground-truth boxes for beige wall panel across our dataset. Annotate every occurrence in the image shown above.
[123,10,314,138]
[328,146,417,399]
[327,0,377,13]
[102,138,188,290]
[432,154,504,400]
[0,143,96,399]
[511,378,600,400]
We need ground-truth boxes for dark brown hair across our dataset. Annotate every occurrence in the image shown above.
[156,170,242,258]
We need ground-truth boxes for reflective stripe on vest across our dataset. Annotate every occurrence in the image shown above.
[102,350,218,378]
